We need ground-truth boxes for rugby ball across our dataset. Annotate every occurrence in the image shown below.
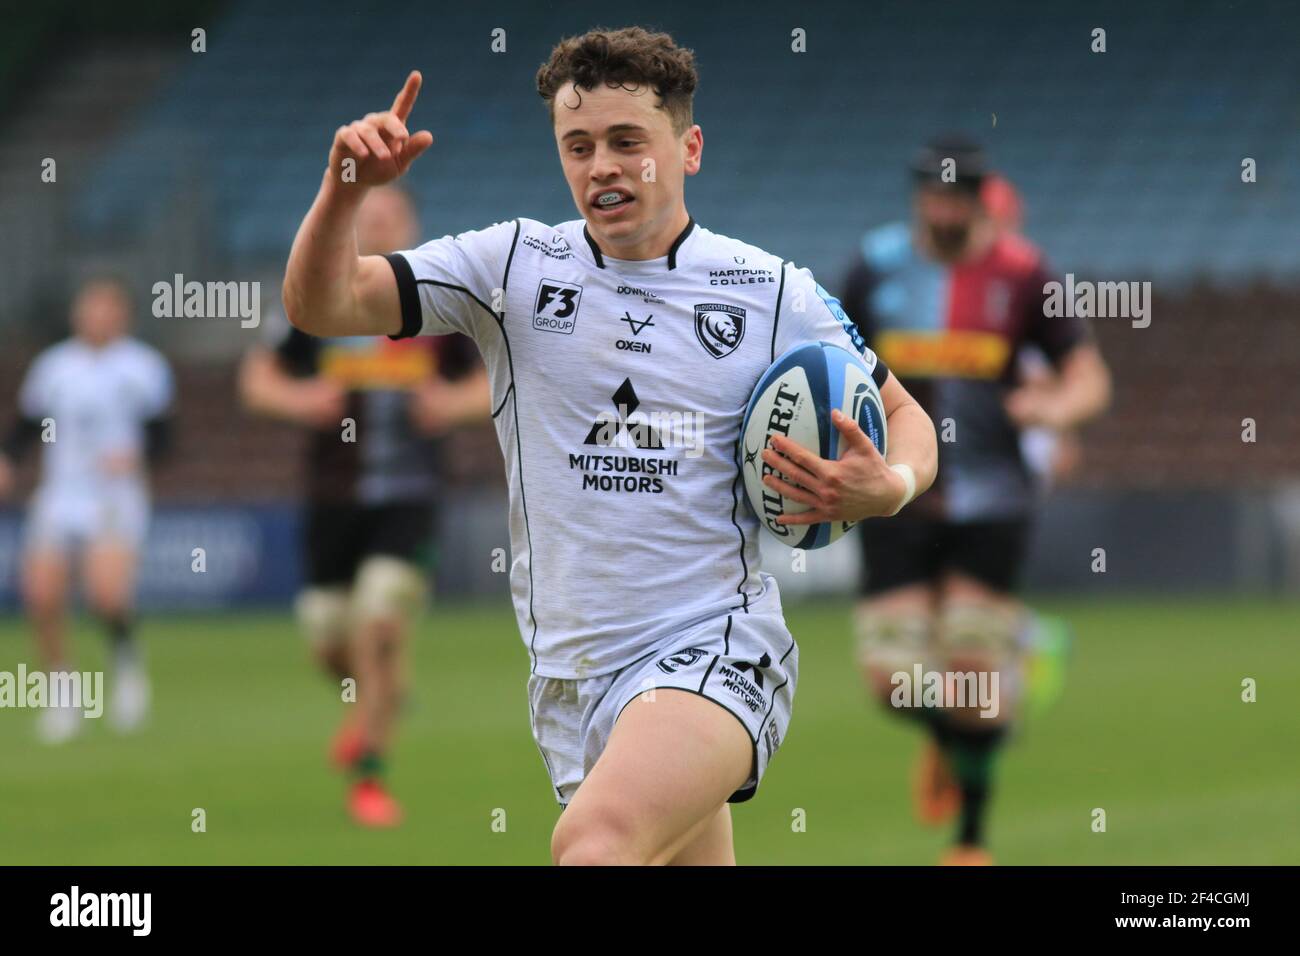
[739,342,887,549]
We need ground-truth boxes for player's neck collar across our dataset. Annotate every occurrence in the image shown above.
[583,217,697,272]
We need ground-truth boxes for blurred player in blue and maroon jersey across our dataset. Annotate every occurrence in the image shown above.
[239,185,491,827]
[838,135,1110,864]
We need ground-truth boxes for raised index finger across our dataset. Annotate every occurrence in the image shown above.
[390,70,423,122]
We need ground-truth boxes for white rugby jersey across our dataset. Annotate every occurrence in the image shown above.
[18,337,174,490]
[387,217,887,678]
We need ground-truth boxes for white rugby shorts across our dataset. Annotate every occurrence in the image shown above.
[24,481,151,553]
[527,590,798,806]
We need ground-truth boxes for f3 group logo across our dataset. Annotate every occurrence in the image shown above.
[534,279,583,334]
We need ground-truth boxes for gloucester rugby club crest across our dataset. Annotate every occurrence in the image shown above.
[693,303,746,359]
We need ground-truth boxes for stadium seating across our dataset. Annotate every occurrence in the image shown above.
[64,0,1299,282]
[1,1,1297,602]
[3,1,1298,500]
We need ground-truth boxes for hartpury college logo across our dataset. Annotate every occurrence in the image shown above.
[693,303,746,359]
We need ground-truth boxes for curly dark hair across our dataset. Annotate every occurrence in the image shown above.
[536,26,698,134]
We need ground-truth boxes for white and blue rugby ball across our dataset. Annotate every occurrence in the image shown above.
[740,341,887,550]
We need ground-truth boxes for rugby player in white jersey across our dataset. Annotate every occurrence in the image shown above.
[0,277,174,742]
[282,27,938,864]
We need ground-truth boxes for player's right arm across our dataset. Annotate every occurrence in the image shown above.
[283,71,435,338]
[1004,258,1112,431]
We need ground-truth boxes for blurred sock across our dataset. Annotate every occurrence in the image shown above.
[104,614,138,668]
[935,721,1007,847]
[353,750,385,781]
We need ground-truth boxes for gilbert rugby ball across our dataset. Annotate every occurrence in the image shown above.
[739,341,887,549]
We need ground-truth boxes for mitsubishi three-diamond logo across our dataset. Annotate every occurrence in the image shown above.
[732,653,772,690]
[585,378,664,449]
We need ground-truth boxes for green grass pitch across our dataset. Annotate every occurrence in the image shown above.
[1,597,1296,864]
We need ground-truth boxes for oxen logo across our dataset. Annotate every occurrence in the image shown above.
[693,303,746,359]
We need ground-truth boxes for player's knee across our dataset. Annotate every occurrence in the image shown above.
[551,802,644,866]
[940,572,1009,606]
[351,556,426,630]
[23,579,62,616]
[936,602,1025,725]
[936,602,1022,665]
[27,577,73,618]
[87,590,130,620]
[295,586,351,651]
[314,642,350,677]
[856,604,933,705]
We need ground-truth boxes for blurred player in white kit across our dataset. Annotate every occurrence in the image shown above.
[0,276,174,742]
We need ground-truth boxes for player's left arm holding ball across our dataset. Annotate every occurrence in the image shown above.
[762,269,938,527]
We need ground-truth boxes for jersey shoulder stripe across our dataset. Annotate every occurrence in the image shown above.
[386,219,520,339]
[810,276,871,357]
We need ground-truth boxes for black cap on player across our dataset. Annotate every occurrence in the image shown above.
[910,133,988,194]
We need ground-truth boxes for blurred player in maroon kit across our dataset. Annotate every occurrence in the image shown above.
[839,136,1111,864]
[240,185,490,826]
